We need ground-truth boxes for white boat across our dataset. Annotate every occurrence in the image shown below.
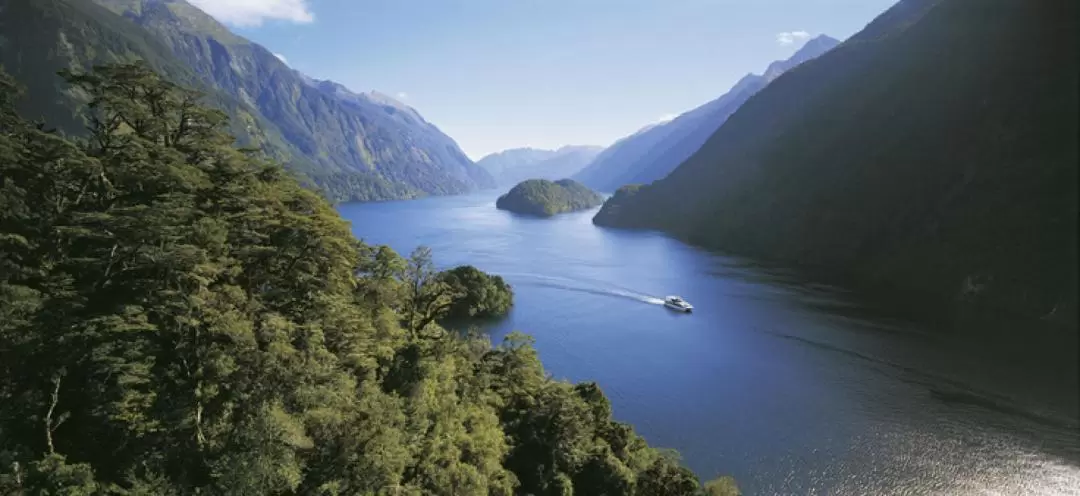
[664,295,693,313]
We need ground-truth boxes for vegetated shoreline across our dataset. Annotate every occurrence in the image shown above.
[496,179,605,217]
[327,185,500,206]
[0,63,738,495]
[592,217,1076,337]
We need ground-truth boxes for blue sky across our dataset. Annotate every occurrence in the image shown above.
[192,0,897,160]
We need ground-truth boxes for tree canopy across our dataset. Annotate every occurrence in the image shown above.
[0,63,736,495]
[439,265,514,322]
[496,179,604,217]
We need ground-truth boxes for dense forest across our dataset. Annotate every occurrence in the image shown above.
[0,64,739,495]
[496,179,605,217]
[0,0,493,203]
[594,0,1078,329]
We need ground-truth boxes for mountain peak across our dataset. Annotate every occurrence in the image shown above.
[801,34,841,51]
[363,90,426,123]
[792,35,841,62]
[763,34,841,81]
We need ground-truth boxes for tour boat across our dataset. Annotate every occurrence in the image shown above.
[664,295,693,313]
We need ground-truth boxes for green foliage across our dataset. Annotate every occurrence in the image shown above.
[593,0,1078,327]
[496,178,604,217]
[703,476,742,496]
[439,265,514,322]
[0,64,730,495]
[592,184,644,226]
[17,455,99,496]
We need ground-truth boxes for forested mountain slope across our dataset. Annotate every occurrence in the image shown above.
[0,0,493,202]
[0,64,737,495]
[573,36,838,192]
[0,0,275,152]
[595,0,1078,327]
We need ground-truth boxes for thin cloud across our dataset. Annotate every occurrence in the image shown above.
[776,30,811,45]
[656,113,679,124]
[273,53,288,64]
[187,0,315,27]
[396,92,409,100]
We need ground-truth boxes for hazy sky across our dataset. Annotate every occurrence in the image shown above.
[196,0,897,159]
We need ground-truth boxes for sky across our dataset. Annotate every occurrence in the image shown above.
[192,0,898,160]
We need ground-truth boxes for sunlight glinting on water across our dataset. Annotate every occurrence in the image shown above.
[338,192,1080,495]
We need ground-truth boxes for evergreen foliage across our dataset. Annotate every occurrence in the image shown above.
[439,265,514,322]
[496,179,604,217]
[0,64,733,495]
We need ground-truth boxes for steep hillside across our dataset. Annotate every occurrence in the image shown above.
[573,121,683,192]
[99,0,494,199]
[0,0,493,202]
[594,0,1078,327]
[574,36,838,192]
[0,0,277,151]
[478,145,603,186]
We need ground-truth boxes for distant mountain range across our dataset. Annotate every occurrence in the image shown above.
[594,0,1078,327]
[0,0,493,202]
[574,35,839,192]
[477,146,603,186]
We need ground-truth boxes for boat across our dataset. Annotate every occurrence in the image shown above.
[664,295,693,313]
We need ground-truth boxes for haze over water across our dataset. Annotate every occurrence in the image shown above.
[338,191,1080,495]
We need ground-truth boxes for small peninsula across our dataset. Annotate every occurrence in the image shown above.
[496,179,605,216]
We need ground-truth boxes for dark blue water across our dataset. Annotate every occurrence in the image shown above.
[338,191,1080,495]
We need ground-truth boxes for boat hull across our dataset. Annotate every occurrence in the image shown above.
[664,303,693,313]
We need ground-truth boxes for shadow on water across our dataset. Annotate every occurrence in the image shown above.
[440,314,513,336]
[341,192,1080,493]
[767,330,1080,438]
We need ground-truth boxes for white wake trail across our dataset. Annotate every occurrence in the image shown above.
[506,272,666,306]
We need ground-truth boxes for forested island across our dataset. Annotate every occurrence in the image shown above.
[496,179,605,217]
[0,64,737,495]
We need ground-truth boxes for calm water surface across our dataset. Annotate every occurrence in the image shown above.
[338,191,1080,495]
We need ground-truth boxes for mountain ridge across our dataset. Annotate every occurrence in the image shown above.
[477,145,603,186]
[573,35,839,191]
[2,0,494,202]
[594,0,1078,327]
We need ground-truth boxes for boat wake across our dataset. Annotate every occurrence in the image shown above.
[503,272,666,305]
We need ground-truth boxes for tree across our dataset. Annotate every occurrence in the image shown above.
[0,63,729,495]
[403,246,461,335]
[637,459,702,496]
[438,265,514,322]
[704,476,742,496]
